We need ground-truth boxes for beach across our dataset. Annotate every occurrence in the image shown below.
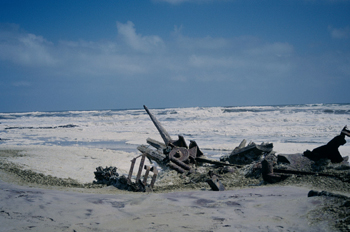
[1,145,350,232]
[1,104,350,231]
[0,179,331,232]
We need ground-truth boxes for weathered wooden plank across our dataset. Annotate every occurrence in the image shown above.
[143,105,172,145]
[146,137,166,150]
[137,145,167,169]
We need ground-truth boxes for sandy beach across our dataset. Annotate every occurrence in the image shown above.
[1,145,350,232]
[0,180,332,232]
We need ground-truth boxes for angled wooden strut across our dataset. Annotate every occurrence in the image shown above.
[143,105,172,145]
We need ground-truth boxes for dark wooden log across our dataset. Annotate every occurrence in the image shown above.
[146,138,166,150]
[135,153,146,183]
[127,156,138,185]
[137,145,167,169]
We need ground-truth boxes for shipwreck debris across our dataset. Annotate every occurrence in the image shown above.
[93,154,158,192]
[138,105,254,190]
[126,153,158,192]
[138,105,211,174]
[220,139,273,165]
[206,171,225,191]
[94,166,119,185]
[94,106,350,193]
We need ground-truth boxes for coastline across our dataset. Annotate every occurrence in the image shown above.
[1,145,350,231]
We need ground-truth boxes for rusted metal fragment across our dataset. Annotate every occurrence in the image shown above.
[220,140,273,165]
[206,175,225,191]
[261,155,290,184]
[168,161,186,174]
[170,157,192,171]
[170,135,188,148]
[169,147,190,162]
[276,153,315,172]
[150,166,158,189]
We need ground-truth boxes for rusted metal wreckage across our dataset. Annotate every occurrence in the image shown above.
[136,105,274,191]
[138,105,238,171]
[95,106,350,192]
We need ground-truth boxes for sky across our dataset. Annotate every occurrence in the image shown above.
[0,0,349,112]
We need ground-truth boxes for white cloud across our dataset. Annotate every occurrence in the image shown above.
[116,21,164,52]
[0,21,347,90]
[328,26,350,39]
[0,24,57,67]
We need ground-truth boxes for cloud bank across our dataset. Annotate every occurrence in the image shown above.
[0,21,349,111]
[0,21,299,82]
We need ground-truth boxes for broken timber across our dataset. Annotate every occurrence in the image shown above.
[127,153,158,192]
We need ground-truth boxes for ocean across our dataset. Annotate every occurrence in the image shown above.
[1,103,350,160]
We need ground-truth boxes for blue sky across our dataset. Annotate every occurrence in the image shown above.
[0,0,349,112]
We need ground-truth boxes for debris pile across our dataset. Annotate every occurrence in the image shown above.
[220,139,273,165]
[94,153,158,192]
[93,105,350,193]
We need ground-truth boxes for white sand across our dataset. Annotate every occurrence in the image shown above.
[1,145,151,183]
[0,180,332,232]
